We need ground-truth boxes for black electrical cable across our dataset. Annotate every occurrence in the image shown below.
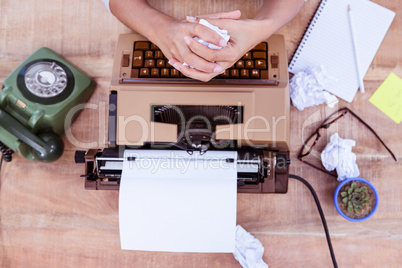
[289,174,338,268]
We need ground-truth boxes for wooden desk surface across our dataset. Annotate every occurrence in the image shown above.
[0,0,401,267]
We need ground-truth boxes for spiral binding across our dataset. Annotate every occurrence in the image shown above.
[289,0,328,71]
[0,141,14,162]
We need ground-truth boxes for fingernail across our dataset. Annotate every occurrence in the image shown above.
[184,36,191,45]
[173,63,181,71]
[214,65,223,73]
[186,16,197,21]
[219,39,227,47]
[168,59,174,66]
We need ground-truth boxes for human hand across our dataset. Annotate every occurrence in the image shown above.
[149,11,241,81]
[171,17,274,81]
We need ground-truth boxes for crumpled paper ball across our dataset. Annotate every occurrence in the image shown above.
[290,65,338,111]
[194,19,230,49]
[233,225,268,268]
[321,133,360,181]
[183,19,230,68]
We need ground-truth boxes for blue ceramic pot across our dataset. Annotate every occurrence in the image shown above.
[334,177,379,222]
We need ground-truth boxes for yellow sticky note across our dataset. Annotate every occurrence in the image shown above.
[369,73,402,124]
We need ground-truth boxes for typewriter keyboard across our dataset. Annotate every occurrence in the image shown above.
[122,41,278,84]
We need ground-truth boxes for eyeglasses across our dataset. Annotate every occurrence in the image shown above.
[298,107,397,177]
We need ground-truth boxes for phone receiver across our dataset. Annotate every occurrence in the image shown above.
[0,108,64,162]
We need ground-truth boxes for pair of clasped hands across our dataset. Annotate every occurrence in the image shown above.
[153,10,270,82]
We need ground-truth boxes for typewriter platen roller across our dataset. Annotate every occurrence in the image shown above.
[76,147,290,193]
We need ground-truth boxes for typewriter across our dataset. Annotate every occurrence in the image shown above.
[76,33,291,193]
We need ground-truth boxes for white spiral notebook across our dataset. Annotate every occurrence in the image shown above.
[288,0,395,102]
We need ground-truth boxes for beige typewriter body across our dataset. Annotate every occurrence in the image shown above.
[76,33,291,194]
[111,33,290,151]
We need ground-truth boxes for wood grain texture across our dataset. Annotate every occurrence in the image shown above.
[0,0,401,267]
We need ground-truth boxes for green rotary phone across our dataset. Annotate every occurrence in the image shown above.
[0,47,95,162]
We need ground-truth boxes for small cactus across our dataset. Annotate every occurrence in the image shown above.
[341,182,370,214]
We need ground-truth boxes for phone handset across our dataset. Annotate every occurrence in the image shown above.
[0,108,63,162]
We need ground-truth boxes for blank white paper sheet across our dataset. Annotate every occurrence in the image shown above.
[119,149,238,253]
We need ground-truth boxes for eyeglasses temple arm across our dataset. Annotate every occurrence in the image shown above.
[348,109,397,161]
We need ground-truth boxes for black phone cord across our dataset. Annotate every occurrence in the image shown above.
[289,174,338,268]
[0,141,13,162]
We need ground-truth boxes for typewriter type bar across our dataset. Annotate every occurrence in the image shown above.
[76,148,290,193]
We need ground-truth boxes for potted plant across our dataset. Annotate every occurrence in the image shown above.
[334,177,379,222]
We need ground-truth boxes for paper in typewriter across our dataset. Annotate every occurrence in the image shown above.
[119,149,237,252]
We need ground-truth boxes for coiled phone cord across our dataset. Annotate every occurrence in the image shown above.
[289,174,338,268]
[0,141,13,162]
